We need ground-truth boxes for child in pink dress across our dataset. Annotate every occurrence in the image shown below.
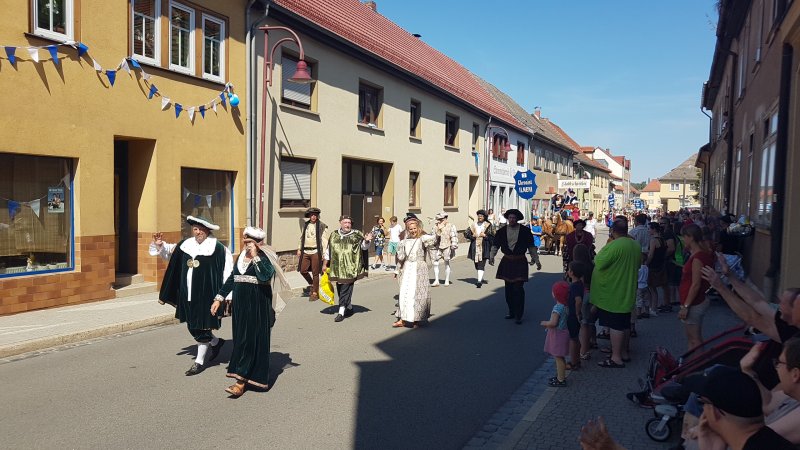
[542,281,571,387]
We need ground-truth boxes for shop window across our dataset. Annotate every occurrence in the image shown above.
[181,168,233,247]
[33,0,74,41]
[0,153,73,277]
[279,157,312,209]
[131,0,160,65]
[444,176,457,207]
[282,54,316,110]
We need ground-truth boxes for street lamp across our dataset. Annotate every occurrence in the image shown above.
[258,26,314,229]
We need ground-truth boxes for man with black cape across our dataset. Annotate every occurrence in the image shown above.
[489,209,537,324]
[150,215,233,375]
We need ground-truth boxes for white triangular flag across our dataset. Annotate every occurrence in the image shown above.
[28,200,40,218]
[206,195,212,208]
[142,71,151,81]
[92,59,102,71]
[183,188,190,200]
[212,101,217,113]
[28,47,40,63]
[188,107,195,122]
[161,97,171,110]
[120,58,130,75]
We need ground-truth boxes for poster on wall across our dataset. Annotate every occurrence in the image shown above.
[48,187,65,213]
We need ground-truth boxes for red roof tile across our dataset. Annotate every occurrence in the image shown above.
[542,119,581,153]
[272,0,525,130]
[580,146,596,154]
[642,180,661,192]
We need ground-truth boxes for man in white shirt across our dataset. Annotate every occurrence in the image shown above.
[585,212,597,239]
[629,213,651,253]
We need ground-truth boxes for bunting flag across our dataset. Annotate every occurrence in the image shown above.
[205,195,212,208]
[120,58,130,75]
[142,71,151,81]
[161,97,170,110]
[193,195,201,207]
[77,42,89,57]
[28,200,40,218]
[105,70,116,86]
[7,200,20,220]
[27,47,39,63]
[216,191,222,201]
[219,92,226,107]
[212,102,217,113]
[199,105,206,118]
[128,58,141,70]
[187,106,195,122]
[174,103,182,118]
[4,46,15,65]
[47,45,59,65]
[148,84,158,99]
[92,59,102,71]
[183,188,191,201]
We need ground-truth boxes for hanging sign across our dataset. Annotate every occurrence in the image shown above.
[558,179,591,190]
[513,170,537,200]
[47,187,65,213]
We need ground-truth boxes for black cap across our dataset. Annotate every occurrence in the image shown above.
[305,207,321,218]
[682,366,763,418]
[503,209,523,220]
[476,209,488,218]
[404,212,418,223]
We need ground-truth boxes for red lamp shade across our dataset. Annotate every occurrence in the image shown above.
[289,60,313,84]
[504,142,512,151]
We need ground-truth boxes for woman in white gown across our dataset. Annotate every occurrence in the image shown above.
[393,216,436,329]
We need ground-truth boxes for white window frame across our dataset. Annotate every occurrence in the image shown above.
[32,0,74,41]
[169,1,195,75]
[670,183,680,192]
[280,157,313,208]
[201,13,225,82]
[131,0,161,66]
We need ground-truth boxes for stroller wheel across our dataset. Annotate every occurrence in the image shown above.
[645,418,671,442]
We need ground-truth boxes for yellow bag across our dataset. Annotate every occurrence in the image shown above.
[318,268,335,305]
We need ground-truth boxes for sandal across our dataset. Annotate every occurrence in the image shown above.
[580,352,591,360]
[547,378,567,387]
[225,382,246,397]
[597,359,626,368]
[392,320,405,328]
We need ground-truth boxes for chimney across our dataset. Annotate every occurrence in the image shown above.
[364,1,377,11]
[532,106,541,119]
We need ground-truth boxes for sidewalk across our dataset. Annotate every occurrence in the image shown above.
[492,301,743,450]
[0,246,469,359]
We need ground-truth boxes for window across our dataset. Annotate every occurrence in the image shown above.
[534,147,543,168]
[281,54,315,110]
[445,114,459,147]
[202,14,225,82]
[410,100,421,138]
[670,183,680,191]
[444,176,457,207]
[758,111,778,224]
[733,144,742,213]
[472,123,480,151]
[737,37,747,98]
[409,172,419,207]
[280,157,312,208]
[358,82,383,128]
[132,0,160,65]
[0,153,73,277]
[169,2,195,74]
[182,168,233,247]
[33,0,73,41]
[492,135,508,162]
[516,142,525,166]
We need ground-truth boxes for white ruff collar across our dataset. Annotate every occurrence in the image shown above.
[237,251,251,273]
[180,237,218,257]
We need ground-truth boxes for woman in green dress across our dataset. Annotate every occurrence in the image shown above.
[211,227,287,397]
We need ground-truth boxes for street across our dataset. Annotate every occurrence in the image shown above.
[0,255,568,449]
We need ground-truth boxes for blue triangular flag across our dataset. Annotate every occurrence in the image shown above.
[199,105,206,118]
[47,45,59,65]
[77,42,88,57]
[193,195,201,207]
[175,103,182,118]
[219,92,226,106]
[106,70,117,86]
[4,47,16,65]
[148,84,158,99]
[8,200,20,220]
[128,58,141,70]
[216,191,222,201]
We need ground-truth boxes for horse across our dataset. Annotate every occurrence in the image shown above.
[552,215,575,256]
[541,217,556,254]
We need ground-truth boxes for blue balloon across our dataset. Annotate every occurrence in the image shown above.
[228,93,240,107]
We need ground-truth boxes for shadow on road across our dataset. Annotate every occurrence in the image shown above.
[352,270,564,449]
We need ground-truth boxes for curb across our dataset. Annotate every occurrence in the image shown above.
[497,385,559,449]
[0,313,178,359]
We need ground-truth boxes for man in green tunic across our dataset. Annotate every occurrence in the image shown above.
[591,219,641,368]
[323,215,373,322]
[151,216,233,375]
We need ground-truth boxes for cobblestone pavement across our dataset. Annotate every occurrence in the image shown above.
[466,299,743,450]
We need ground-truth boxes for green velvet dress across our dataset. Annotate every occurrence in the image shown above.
[159,238,230,331]
[217,253,275,388]
[327,230,368,283]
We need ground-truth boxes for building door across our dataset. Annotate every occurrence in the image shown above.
[114,141,134,274]
[342,159,385,233]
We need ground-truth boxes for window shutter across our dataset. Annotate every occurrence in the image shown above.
[281,160,311,200]
[282,57,311,105]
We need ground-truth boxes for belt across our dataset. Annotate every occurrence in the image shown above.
[234,275,264,284]
[502,254,526,260]
[303,247,318,250]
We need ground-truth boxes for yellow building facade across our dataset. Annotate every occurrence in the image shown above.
[0,0,249,314]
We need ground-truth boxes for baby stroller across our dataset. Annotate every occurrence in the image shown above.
[626,324,754,440]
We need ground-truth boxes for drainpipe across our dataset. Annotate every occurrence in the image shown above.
[483,116,493,209]
[766,43,793,301]
[246,0,271,226]
[724,51,738,215]
[700,106,712,205]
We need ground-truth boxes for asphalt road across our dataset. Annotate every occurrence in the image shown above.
[0,249,576,449]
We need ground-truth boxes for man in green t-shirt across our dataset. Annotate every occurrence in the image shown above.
[592,220,641,368]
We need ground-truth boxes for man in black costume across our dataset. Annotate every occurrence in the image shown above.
[490,209,537,324]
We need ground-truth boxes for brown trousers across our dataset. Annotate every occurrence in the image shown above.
[300,252,322,296]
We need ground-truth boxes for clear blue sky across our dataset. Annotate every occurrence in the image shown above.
[377,0,719,182]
